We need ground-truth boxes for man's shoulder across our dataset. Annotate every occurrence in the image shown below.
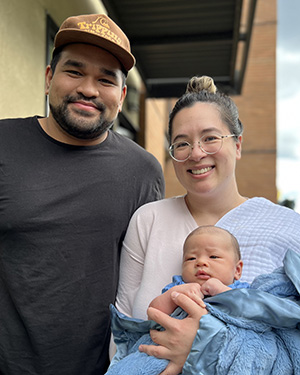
[108,130,145,150]
[0,116,37,129]
[108,130,161,165]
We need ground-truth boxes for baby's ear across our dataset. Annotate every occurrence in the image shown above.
[234,260,243,280]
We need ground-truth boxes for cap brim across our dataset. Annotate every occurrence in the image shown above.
[54,29,135,71]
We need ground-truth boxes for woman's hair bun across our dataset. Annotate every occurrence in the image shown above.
[186,76,217,94]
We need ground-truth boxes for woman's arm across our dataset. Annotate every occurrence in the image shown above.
[115,244,144,317]
[115,212,146,317]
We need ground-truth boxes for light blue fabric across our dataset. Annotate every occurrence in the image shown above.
[183,249,300,375]
[106,250,300,375]
[162,275,250,293]
[106,306,186,375]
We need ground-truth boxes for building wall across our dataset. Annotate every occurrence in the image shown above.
[0,0,46,118]
[145,99,169,173]
[234,0,277,201]
[0,0,142,121]
[146,0,277,202]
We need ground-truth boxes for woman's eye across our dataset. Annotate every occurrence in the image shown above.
[203,134,220,143]
[175,142,189,149]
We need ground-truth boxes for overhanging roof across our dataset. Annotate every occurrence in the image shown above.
[101,0,257,98]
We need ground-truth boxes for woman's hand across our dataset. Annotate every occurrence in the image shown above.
[139,292,208,375]
[170,283,206,308]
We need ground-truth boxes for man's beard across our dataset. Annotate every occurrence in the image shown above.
[50,95,114,140]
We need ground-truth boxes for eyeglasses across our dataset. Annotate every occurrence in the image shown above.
[169,133,236,162]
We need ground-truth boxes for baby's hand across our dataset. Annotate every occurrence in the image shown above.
[170,284,206,308]
[201,278,231,296]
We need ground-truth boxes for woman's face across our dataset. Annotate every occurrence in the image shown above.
[170,102,242,198]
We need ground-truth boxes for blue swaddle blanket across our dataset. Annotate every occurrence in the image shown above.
[106,250,300,375]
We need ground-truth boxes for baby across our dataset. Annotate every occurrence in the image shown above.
[149,225,246,313]
[106,225,248,375]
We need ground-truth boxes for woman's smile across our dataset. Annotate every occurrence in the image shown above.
[188,166,214,176]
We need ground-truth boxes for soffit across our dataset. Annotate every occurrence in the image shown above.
[101,0,257,98]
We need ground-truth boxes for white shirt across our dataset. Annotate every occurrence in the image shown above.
[116,196,300,319]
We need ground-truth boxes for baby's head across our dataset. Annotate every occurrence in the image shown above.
[182,225,243,286]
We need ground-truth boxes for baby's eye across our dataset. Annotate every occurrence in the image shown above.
[210,255,219,259]
[186,257,196,261]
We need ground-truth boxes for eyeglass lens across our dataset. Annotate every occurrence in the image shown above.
[170,134,224,161]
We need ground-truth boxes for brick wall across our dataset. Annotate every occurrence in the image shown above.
[235,0,277,200]
[145,0,277,201]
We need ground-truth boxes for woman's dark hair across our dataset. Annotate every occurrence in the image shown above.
[168,76,243,143]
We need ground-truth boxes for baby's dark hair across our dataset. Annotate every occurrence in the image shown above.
[184,225,241,261]
[168,75,243,143]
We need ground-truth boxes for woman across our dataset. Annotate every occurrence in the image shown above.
[115,76,300,374]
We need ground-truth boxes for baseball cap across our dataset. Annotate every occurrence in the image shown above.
[54,14,135,72]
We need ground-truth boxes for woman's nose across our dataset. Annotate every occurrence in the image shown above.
[189,142,207,161]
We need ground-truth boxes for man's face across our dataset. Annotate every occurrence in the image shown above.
[45,43,126,142]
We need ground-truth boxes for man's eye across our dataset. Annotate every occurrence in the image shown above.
[99,78,115,85]
[66,70,82,76]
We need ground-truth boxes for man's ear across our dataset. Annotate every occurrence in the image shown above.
[45,65,53,95]
[118,85,127,113]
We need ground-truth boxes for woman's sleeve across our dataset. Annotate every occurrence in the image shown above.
[115,208,148,317]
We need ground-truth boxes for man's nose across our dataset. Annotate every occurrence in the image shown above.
[76,77,99,98]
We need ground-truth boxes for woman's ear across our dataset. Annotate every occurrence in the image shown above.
[236,135,243,160]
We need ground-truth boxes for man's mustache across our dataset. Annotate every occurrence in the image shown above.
[66,95,106,112]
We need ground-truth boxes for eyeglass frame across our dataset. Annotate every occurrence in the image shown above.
[168,134,236,162]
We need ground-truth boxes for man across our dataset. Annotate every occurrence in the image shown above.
[0,14,164,374]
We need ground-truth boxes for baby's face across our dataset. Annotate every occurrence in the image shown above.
[182,232,242,286]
